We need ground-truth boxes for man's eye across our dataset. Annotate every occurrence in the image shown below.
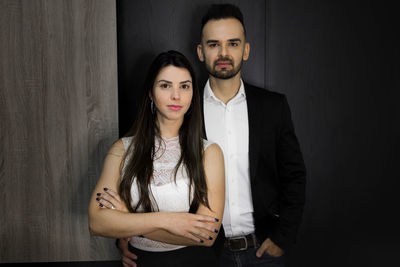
[230,42,239,47]
[209,43,218,48]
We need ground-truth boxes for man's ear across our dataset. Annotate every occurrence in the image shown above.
[197,44,205,62]
[243,42,250,61]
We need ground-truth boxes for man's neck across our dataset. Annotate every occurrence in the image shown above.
[209,73,242,104]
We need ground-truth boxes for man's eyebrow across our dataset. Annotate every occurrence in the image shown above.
[206,39,242,44]
[206,40,219,44]
[228,38,242,43]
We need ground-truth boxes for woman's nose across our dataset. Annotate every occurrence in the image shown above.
[171,86,180,100]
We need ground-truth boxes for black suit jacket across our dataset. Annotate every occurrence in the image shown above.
[202,82,306,252]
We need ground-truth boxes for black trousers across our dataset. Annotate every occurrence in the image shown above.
[128,243,218,267]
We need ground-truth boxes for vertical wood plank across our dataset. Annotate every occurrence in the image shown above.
[0,0,119,262]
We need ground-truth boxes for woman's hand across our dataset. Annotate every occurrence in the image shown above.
[95,187,129,212]
[160,212,219,243]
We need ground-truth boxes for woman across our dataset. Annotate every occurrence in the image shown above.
[88,50,225,266]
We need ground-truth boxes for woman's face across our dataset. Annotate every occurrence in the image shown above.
[152,65,193,123]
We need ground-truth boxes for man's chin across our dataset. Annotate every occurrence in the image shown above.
[210,71,237,79]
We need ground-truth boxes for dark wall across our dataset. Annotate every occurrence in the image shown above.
[269,1,400,267]
[117,0,267,136]
[117,1,400,266]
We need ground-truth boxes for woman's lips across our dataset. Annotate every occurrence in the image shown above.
[168,105,182,111]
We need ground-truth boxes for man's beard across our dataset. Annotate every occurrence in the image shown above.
[205,57,243,79]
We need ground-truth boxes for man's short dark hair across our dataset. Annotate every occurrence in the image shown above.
[201,4,246,37]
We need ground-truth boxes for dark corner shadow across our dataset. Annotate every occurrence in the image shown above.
[118,51,156,137]
[188,3,209,87]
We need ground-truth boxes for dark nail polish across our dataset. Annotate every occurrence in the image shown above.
[103,187,108,191]
[215,218,219,222]
[99,203,103,207]
[209,236,213,240]
[96,198,100,201]
[200,240,204,243]
[214,229,219,233]
[96,193,101,196]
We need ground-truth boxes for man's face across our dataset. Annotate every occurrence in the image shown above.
[197,18,250,80]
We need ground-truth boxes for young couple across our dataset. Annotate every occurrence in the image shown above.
[89,4,306,267]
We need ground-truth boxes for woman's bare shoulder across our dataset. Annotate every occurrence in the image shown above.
[107,139,126,158]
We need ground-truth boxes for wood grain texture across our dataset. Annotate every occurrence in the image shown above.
[0,0,119,262]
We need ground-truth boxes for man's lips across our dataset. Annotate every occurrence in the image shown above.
[216,61,232,68]
[168,105,182,111]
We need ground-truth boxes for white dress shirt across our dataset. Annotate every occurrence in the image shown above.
[203,79,255,237]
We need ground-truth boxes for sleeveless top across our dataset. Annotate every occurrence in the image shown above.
[121,136,214,252]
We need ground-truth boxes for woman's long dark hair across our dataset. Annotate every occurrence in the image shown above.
[119,50,209,213]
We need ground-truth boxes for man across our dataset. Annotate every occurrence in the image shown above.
[119,4,306,267]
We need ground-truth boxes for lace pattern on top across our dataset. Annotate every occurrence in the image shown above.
[121,136,213,251]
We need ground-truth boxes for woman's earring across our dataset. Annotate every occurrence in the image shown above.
[150,100,155,114]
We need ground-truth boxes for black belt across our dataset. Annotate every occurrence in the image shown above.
[224,233,259,251]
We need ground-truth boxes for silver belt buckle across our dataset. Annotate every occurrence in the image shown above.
[228,236,248,251]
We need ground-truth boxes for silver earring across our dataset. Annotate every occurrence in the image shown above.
[150,100,155,114]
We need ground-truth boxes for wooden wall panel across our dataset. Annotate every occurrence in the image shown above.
[0,0,119,262]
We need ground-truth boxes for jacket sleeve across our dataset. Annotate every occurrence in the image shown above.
[269,95,306,251]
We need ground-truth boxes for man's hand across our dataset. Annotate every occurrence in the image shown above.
[118,237,138,267]
[256,238,284,258]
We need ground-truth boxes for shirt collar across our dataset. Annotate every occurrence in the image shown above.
[204,79,246,103]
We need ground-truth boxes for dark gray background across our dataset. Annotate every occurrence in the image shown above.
[117,0,400,266]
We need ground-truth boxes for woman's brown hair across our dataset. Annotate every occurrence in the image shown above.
[119,50,209,213]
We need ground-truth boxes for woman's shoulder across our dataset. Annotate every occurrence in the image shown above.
[203,139,222,156]
[203,139,215,151]
[120,136,134,151]
[108,137,131,158]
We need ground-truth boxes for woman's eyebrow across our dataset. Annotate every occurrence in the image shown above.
[157,79,172,83]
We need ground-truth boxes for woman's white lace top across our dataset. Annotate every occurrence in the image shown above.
[121,136,213,252]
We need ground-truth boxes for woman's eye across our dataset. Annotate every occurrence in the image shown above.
[181,84,190,89]
[160,83,169,89]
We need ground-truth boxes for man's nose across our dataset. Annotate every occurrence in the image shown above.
[218,44,228,57]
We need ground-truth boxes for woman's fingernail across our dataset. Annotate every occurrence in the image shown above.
[214,229,218,233]
[99,203,103,207]
[96,193,101,196]
[96,198,100,201]
[208,236,213,240]
[215,218,219,222]
[103,188,108,191]
[200,240,204,243]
